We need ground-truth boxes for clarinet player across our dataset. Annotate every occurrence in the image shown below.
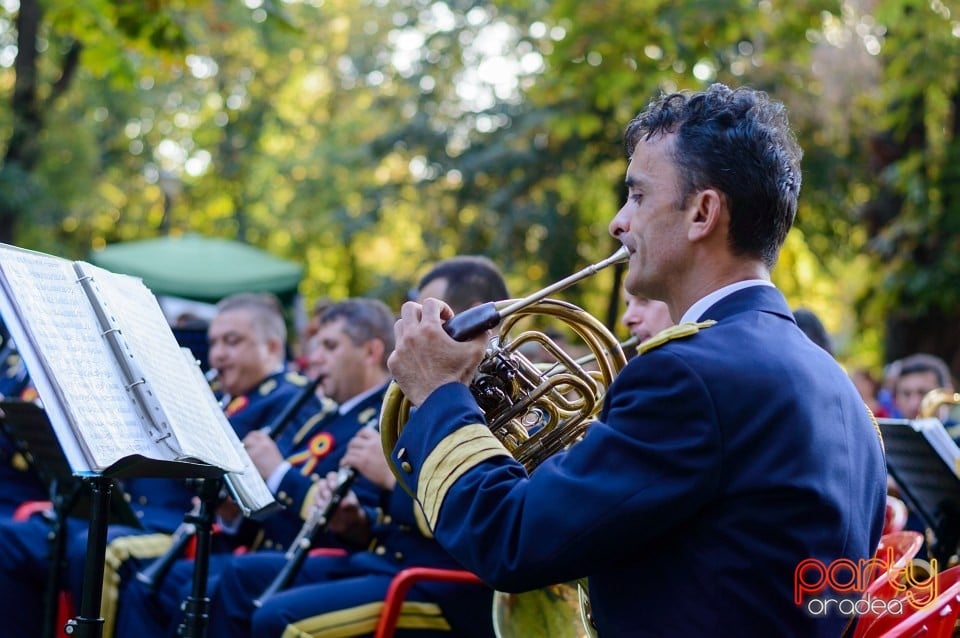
[205,258,509,638]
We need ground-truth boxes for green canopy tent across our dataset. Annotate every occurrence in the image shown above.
[89,234,304,305]
[90,235,305,369]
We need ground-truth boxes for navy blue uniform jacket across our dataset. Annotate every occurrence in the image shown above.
[393,285,887,637]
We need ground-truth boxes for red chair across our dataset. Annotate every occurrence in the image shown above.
[864,531,926,600]
[853,531,926,638]
[373,567,485,638]
[12,499,52,521]
[885,496,910,535]
[857,563,960,638]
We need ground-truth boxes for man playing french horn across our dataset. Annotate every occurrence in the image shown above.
[387,84,887,637]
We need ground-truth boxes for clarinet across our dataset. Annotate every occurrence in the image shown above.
[134,372,321,592]
[253,465,357,607]
[261,373,324,440]
[135,502,199,591]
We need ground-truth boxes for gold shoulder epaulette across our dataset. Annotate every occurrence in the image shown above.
[638,320,717,355]
[258,378,278,396]
[285,371,308,387]
[357,407,377,426]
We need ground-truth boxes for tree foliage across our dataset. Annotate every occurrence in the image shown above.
[0,0,957,372]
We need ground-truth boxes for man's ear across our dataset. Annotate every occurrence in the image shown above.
[266,335,285,359]
[687,188,724,243]
[365,338,385,365]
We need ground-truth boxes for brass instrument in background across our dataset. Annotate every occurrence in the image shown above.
[381,247,630,638]
[920,388,960,419]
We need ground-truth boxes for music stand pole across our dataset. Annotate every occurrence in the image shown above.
[178,477,222,638]
[64,476,113,638]
[42,478,82,638]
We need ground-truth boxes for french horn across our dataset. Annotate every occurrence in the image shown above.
[381,247,630,638]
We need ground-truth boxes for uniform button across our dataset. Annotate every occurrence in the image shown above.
[264,540,274,549]
[375,546,387,556]
[397,448,407,459]
[123,493,132,502]
[136,511,144,518]
[394,552,404,561]
[138,496,148,505]
[310,474,320,482]
[277,491,288,500]
[401,462,412,473]
[382,515,392,525]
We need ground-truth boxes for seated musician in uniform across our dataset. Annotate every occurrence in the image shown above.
[115,297,396,638]
[203,258,508,638]
[386,85,887,637]
[891,352,954,422]
[621,290,673,345]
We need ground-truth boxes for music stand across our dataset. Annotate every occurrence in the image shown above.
[878,417,960,564]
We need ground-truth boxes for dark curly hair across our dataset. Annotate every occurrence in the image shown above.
[624,83,802,268]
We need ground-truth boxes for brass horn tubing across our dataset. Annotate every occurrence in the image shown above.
[485,371,570,433]
[573,335,639,368]
[483,352,598,430]
[479,338,598,422]
[507,376,598,470]
[505,330,584,376]
[920,388,960,419]
[495,341,600,414]
[506,331,602,399]
[515,419,591,469]
[532,371,600,414]
[499,302,624,386]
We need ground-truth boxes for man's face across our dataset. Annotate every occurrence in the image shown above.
[208,308,278,397]
[307,318,373,404]
[609,133,689,303]
[895,370,941,419]
[621,292,674,342]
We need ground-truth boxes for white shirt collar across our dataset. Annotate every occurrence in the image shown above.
[337,383,383,415]
[679,280,774,324]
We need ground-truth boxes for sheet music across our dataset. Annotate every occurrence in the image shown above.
[75,262,243,473]
[913,417,960,477]
[182,352,276,516]
[0,245,157,471]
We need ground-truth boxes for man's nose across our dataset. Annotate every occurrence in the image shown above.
[609,206,629,238]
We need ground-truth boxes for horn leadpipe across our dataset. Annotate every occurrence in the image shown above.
[443,246,629,342]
